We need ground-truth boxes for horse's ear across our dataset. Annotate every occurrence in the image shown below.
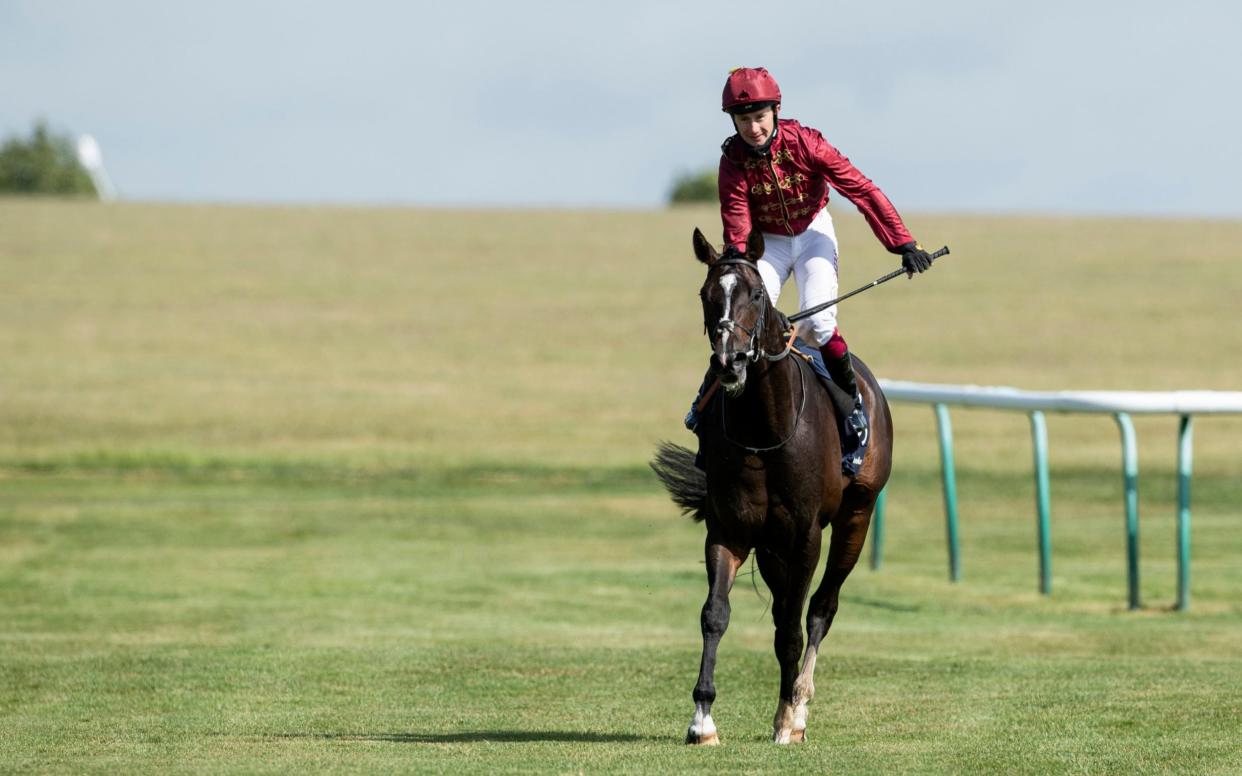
[692,228,719,265]
[745,230,765,262]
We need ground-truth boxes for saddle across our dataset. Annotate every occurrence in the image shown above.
[789,338,869,475]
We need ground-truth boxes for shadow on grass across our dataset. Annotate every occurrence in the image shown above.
[275,730,655,743]
[843,595,923,613]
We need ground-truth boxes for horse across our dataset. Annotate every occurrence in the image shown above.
[650,227,893,745]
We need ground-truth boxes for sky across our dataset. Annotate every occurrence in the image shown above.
[3,0,1241,216]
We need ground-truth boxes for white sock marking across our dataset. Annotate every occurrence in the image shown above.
[689,703,716,737]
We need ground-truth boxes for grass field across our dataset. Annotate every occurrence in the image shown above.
[2,199,1241,773]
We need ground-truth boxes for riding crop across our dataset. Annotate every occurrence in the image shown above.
[787,246,950,323]
[694,245,950,414]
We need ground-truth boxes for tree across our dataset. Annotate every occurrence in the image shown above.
[668,168,717,205]
[0,120,98,197]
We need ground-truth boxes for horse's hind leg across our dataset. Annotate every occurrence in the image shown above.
[757,529,822,744]
[793,491,875,738]
[687,538,747,746]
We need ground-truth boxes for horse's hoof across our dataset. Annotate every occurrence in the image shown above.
[685,729,720,746]
[789,728,806,743]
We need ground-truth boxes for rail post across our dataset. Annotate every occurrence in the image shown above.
[1029,411,1052,595]
[1176,415,1193,611]
[1115,412,1141,610]
[934,403,961,582]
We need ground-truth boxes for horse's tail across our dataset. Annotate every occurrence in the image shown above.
[649,441,707,522]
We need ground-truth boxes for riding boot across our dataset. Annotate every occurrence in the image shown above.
[819,345,869,469]
[683,364,716,433]
[684,380,705,432]
[684,365,717,472]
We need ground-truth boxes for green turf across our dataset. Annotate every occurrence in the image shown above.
[2,200,1241,773]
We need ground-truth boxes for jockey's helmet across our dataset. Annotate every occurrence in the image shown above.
[722,67,781,114]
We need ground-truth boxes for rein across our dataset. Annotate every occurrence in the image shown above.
[721,353,809,454]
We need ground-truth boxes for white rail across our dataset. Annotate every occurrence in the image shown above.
[880,380,1242,415]
[872,380,1242,611]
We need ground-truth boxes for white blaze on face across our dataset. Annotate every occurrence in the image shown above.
[718,273,738,349]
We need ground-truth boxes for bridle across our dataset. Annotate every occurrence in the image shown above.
[706,255,807,453]
[709,256,796,365]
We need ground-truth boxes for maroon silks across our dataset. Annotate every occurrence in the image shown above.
[719,119,913,252]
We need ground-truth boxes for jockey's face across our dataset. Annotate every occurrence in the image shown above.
[732,105,778,148]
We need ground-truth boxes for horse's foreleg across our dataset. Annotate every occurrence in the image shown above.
[687,539,746,746]
[795,496,874,738]
[758,530,821,744]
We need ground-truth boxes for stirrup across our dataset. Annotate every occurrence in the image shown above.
[847,395,868,434]
[849,406,869,447]
[841,394,869,475]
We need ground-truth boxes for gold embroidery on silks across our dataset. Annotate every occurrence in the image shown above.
[743,149,793,170]
[774,173,808,191]
[751,175,805,195]
[755,203,817,227]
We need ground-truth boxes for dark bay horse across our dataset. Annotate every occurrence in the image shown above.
[651,228,893,745]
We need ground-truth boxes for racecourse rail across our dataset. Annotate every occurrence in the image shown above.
[871,380,1242,611]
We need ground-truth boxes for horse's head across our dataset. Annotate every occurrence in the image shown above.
[692,228,772,397]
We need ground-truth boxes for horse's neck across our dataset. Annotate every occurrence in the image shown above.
[739,346,800,421]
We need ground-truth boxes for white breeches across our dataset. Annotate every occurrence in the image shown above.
[755,207,840,347]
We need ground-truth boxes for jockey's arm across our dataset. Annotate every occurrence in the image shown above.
[718,155,753,252]
[804,129,912,252]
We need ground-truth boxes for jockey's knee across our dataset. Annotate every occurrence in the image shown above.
[799,317,841,351]
[822,329,848,358]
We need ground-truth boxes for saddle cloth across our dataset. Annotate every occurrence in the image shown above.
[791,337,869,475]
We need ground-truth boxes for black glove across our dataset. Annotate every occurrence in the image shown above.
[894,241,933,275]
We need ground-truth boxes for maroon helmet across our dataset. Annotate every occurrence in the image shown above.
[721,67,782,114]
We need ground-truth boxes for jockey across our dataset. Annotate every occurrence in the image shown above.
[686,66,933,445]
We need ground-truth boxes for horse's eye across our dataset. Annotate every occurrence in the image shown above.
[751,288,764,302]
